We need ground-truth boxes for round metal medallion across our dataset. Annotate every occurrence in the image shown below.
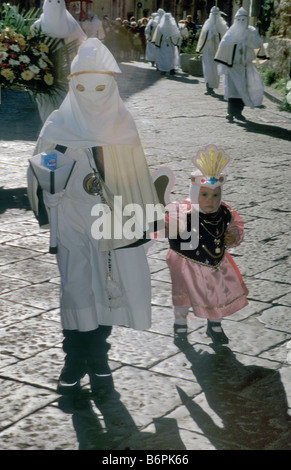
[83,172,102,195]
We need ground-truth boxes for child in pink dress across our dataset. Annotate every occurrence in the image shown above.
[165,145,248,347]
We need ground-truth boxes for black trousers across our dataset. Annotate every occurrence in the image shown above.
[62,326,112,365]
[228,98,244,116]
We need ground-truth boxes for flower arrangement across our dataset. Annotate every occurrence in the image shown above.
[0,28,58,96]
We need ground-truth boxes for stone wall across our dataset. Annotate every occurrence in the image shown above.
[272,0,291,37]
[260,37,291,79]
[260,0,291,79]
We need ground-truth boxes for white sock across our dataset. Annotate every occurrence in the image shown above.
[174,306,189,326]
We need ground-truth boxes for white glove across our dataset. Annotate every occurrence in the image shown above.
[43,190,65,208]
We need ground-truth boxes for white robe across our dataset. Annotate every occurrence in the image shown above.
[154,29,180,72]
[30,0,87,122]
[27,39,160,332]
[215,26,264,107]
[145,16,158,62]
[154,14,180,73]
[28,146,153,332]
[197,18,228,89]
[156,37,180,72]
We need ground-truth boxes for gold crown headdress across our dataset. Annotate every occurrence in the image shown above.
[191,145,230,188]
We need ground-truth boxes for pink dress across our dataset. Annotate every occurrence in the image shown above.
[166,200,249,319]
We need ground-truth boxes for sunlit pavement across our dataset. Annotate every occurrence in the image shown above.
[0,61,291,451]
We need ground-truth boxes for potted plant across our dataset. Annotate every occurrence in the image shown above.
[179,29,202,76]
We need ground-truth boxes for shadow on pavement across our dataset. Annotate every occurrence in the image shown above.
[117,61,163,98]
[0,88,42,141]
[164,73,200,85]
[177,345,291,450]
[0,187,30,214]
[58,344,290,450]
[236,119,291,141]
[0,62,162,141]
[58,390,186,450]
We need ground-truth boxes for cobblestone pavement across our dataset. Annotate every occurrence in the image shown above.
[0,61,291,451]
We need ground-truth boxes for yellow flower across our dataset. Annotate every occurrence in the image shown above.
[44,73,54,86]
[15,35,26,47]
[1,68,15,81]
[39,43,49,53]
[21,70,34,81]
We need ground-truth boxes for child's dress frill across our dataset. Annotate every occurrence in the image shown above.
[165,200,249,319]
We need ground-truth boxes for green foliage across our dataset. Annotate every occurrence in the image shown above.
[259,68,291,113]
[257,0,275,36]
[279,80,291,112]
[259,68,276,86]
[0,2,40,35]
[180,30,200,55]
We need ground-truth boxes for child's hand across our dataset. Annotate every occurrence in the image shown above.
[225,230,237,247]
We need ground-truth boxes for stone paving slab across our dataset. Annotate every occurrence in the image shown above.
[244,277,290,303]
[258,306,291,333]
[0,258,59,284]
[165,390,290,450]
[5,234,51,253]
[0,378,58,432]
[0,282,60,310]
[0,403,79,450]
[0,61,291,451]
[0,318,62,359]
[260,342,291,365]
[0,299,44,326]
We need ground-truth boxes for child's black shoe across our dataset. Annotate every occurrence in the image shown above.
[173,324,189,349]
[206,321,229,345]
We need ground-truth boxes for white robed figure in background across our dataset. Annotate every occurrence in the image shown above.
[80,14,106,40]
[145,12,159,66]
[154,13,181,75]
[196,6,228,95]
[27,38,161,396]
[30,0,86,122]
[150,8,165,45]
[214,7,267,121]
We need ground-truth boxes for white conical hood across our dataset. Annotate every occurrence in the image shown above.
[37,39,140,149]
[159,13,180,38]
[39,0,86,40]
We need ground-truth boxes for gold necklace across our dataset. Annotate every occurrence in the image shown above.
[200,220,225,238]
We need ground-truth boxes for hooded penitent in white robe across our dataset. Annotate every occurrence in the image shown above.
[31,0,86,41]
[196,7,228,91]
[154,13,181,73]
[80,15,106,40]
[27,38,161,332]
[214,8,265,107]
[30,0,87,122]
[145,13,159,63]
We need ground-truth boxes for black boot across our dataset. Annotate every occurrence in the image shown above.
[227,98,246,121]
[57,330,87,395]
[205,83,214,95]
[226,99,235,121]
[85,326,114,398]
